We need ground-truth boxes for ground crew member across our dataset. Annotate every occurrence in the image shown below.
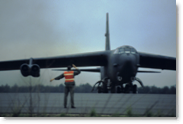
[50,64,81,108]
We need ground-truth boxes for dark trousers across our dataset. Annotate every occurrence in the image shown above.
[64,84,75,107]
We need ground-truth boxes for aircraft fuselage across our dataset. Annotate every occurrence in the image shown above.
[103,45,140,86]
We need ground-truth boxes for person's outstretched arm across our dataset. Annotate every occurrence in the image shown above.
[50,74,64,82]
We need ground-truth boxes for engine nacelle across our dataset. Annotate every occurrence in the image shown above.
[20,64,40,77]
[20,64,29,77]
[30,64,40,77]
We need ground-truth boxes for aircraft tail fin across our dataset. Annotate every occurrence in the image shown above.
[105,13,110,51]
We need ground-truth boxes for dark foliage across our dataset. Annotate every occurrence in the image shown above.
[138,85,176,94]
[0,83,176,94]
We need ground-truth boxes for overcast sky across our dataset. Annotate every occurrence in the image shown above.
[0,0,176,88]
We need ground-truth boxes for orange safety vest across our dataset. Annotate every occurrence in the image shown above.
[64,71,74,82]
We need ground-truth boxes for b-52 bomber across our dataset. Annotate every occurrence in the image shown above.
[0,13,176,93]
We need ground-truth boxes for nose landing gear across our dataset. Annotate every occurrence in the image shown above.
[123,84,137,93]
[116,77,143,94]
[122,77,144,93]
[91,77,143,94]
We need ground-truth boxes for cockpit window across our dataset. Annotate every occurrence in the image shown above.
[125,47,130,53]
[114,48,124,54]
[119,48,124,54]
[131,48,136,54]
[114,46,137,54]
[113,49,118,54]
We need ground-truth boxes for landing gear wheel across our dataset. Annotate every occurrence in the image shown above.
[121,85,125,93]
[117,86,121,93]
[132,84,137,94]
[98,87,102,93]
[111,85,116,93]
[124,84,130,93]
[102,82,108,93]
[103,89,108,93]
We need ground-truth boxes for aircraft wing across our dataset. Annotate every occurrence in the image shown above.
[138,52,176,70]
[0,51,108,71]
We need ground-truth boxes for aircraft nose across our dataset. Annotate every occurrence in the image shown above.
[121,55,133,67]
[118,54,137,76]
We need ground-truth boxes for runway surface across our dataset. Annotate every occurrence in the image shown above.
[0,93,176,116]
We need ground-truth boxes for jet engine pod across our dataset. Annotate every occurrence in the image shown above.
[20,64,30,77]
[30,64,40,77]
[20,63,40,77]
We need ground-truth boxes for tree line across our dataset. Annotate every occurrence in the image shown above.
[0,83,176,94]
[0,83,95,93]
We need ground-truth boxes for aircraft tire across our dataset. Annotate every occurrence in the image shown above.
[103,89,108,93]
[111,85,116,93]
[98,87,102,93]
[117,86,121,93]
[132,84,137,94]
[102,83,108,93]
[124,84,130,93]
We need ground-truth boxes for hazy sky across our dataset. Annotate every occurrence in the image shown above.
[0,0,176,88]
